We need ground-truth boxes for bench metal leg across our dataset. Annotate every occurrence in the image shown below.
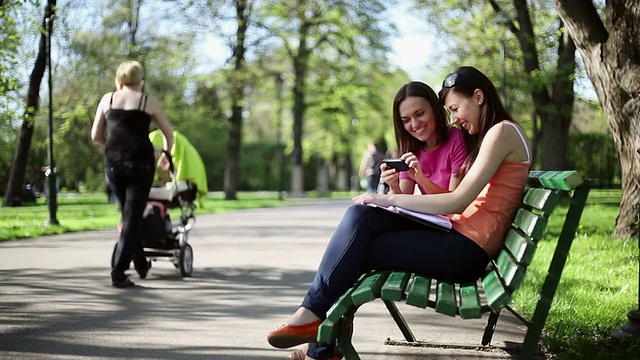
[520,184,590,360]
[337,313,359,360]
[383,300,416,342]
[482,311,500,345]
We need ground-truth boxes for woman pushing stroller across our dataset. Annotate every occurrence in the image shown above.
[91,60,174,288]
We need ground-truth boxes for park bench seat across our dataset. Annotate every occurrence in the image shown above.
[316,170,591,360]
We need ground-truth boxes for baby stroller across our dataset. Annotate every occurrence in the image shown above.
[111,150,199,277]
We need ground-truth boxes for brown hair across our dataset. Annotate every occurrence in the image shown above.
[392,81,449,155]
[438,66,514,175]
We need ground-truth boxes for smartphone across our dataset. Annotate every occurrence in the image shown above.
[382,159,409,172]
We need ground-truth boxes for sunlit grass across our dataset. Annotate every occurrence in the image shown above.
[0,191,330,241]
[512,189,640,359]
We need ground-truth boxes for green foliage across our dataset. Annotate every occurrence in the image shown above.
[239,141,288,191]
[410,0,582,132]
[566,132,620,188]
[0,1,23,189]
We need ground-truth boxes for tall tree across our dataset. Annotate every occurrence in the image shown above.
[0,0,22,189]
[414,0,577,170]
[170,0,263,199]
[488,0,576,170]
[223,0,251,200]
[266,0,395,195]
[552,0,639,239]
[3,0,56,207]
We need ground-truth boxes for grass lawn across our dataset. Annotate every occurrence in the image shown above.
[1,188,639,358]
[514,188,640,359]
[0,191,319,241]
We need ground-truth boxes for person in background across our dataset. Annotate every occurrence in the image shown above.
[266,66,531,360]
[91,60,173,288]
[357,142,384,193]
[382,81,470,195]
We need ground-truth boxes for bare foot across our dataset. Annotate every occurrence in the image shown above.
[286,307,321,326]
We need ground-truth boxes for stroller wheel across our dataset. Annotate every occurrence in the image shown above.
[179,243,193,277]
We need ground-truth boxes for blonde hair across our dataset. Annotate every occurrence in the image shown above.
[114,61,144,89]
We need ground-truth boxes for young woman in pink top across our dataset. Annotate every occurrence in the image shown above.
[383,81,469,194]
[267,66,531,360]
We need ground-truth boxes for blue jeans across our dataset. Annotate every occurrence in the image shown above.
[302,205,490,359]
[106,161,155,282]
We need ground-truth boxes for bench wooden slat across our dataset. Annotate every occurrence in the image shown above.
[459,282,482,319]
[482,270,511,313]
[503,228,536,265]
[381,271,411,302]
[405,275,431,308]
[522,188,561,214]
[435,281,457,316]
[513,208,548,241]
[351,271,388,306]
[495,250,527,290]
[538,170,583,190]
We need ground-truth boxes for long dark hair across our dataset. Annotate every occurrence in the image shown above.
[438,66,514,175]
[392,81,449,155]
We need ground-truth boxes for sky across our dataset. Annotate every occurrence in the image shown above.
[386,3,437,81]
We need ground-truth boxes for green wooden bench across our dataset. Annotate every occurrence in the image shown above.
[317,170,592,360]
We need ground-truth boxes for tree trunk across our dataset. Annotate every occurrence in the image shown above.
[2,0,56,207]
[553,0,640,239]
[488,0,575,170]
[224,0,248,200]
[289,15,310,197]
[512,0,575,170]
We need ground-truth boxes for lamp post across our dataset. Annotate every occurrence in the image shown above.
[45,15,59,226]
[274,73,285,201]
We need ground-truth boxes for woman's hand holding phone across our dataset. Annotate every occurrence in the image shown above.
[400,152,426,183]
[380,161,401,193]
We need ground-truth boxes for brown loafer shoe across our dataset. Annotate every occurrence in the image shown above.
[267,320,323,349]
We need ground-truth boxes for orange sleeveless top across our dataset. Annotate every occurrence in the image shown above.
[450,122,531,257]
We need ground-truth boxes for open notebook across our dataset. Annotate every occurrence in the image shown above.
[367,203,452,231]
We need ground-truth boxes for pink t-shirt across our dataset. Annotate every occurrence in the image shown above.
[400,127,467,192]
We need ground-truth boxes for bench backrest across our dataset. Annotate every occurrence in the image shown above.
[481,170,586,313]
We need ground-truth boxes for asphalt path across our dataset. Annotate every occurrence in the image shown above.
[0,199,525,359]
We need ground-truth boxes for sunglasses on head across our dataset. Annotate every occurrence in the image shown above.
[442,72,471,89]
